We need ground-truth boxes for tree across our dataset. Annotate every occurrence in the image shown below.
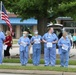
[57,1,76,20]
[2,0,76,35]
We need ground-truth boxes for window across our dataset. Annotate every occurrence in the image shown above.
[63,21,76,27]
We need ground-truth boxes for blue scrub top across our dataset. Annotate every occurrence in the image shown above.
[58,37,71,54]
[31,35,42,48]
[42,33,58,47]
[0,31,5,44]
[18,36,30,51]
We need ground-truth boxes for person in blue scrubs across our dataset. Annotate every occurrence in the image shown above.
[31,30,42,66]
[58,31,71,67]
[42,27,58,66]
[18,31,30,66]
[0,30,5,64]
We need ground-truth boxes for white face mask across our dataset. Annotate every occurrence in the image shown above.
[34,32,38,35]
[23,34,25,37]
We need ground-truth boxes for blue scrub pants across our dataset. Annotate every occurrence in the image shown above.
[44,47,56,66]
[0,48,3,64]
[20,50,28,65]
[60,51,69,67]
[33,45,41,66]
[0,44,3,64]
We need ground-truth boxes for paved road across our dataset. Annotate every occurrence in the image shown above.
[10,46,76,59]
[0,70,76,75]
[2,44,76,60]
[11,44,76,55]
[0,74,24,75]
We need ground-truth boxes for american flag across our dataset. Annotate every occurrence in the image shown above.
[1,2,13,35]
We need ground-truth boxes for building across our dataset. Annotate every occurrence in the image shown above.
[56,17,76,35]
[0,13,37,38]
[1,14,76,38]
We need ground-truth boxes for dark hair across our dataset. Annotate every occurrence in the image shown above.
[47,27,53,31]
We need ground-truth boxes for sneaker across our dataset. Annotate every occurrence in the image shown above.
[44,64,49,66]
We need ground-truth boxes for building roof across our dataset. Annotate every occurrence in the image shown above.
[0,17,37,26]
[8,13,17,17]
[56,17,73,21]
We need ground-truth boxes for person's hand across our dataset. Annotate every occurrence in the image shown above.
[20,42,26,45]
[42,39,47,43]
[34,40,36,43]
[43,40,47,43]
[62,44,65,47]
[4,43,5,45]
[25,42,28,45]
[39,40,41,43]
[52,41,55,44]
[52,40,58,44]
[20,42,23,44]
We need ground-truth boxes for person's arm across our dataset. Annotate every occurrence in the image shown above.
[68,39,71,51]
[4,41,9,44]
[42,34,47,43]
[11,37,13,45]
[52,40,58,44]
[10,36,12,42]
[30,37,34,44]
[4,36,9,44]
[52,34,58,44]
[40,36,43,43]
[42,39,47,43]
[27,38,30,46]
[18,38,21,45]
[4,36,12,44]
[58,39,62,47]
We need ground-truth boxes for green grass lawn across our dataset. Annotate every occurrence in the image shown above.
[0,58,76,72]
[3,58,76,65]
[12,39,18,44]
[0,65,76,72]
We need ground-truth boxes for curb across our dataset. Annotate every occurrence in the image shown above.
[0,69,76,75]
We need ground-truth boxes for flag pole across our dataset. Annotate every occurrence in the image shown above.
[1,1,2,18]
[0,1,2,31]
[1,1,2,12]
[0,1,2,17]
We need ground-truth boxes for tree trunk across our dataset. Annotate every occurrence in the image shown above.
[37,17,48,36]
[37,17,48,54]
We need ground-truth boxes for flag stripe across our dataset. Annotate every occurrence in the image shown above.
[1,2,13,35]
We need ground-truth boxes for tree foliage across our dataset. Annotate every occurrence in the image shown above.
[57,1,76,20]
[2,0,76,20]
[1,0,76,35]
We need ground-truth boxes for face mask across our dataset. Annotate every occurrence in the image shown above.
[34,32,38,35]
[23,34,25,37]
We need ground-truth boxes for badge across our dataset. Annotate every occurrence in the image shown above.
[62,44,69,51]
[47,42,52,48]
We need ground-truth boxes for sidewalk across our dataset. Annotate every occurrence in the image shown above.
[0,63,76,74]
[0,70,76,75]
[0,68,76,75]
